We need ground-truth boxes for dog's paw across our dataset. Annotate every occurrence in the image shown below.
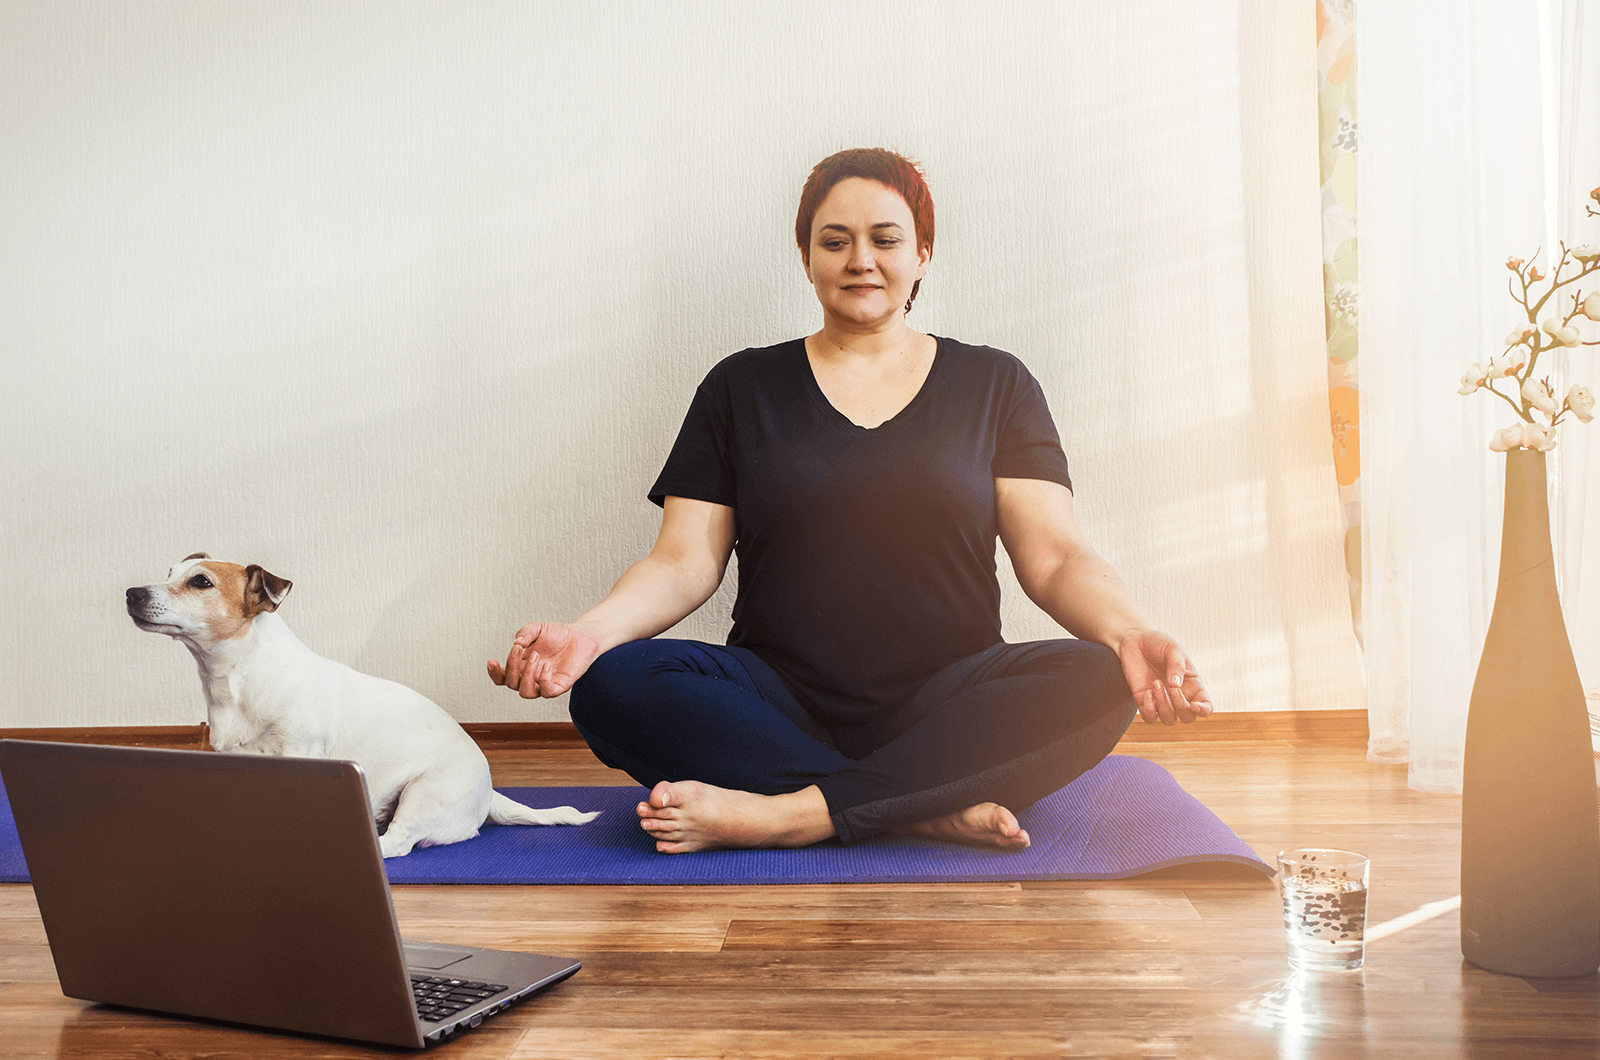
[380,833,418,859]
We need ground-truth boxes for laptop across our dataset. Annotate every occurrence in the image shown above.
[0,739,581,1048]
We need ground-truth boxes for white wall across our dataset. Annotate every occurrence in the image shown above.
[1,0,1363,728]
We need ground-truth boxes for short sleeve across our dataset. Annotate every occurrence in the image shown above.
[990,370,1073,492]
[648,374,737,508]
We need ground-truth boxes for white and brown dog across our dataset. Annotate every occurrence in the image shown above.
[126,553,597,857]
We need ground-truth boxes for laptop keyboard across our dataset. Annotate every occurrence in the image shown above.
[410,975,510,1023]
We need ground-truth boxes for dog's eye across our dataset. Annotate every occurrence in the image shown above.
[187,574,214,590]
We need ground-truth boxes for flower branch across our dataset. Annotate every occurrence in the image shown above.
[1460,185,1599,450]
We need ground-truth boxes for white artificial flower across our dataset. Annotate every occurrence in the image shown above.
[1529,423,1558,450]
[1506,324,1536,345]
[1542,317,1562,335]
[1458,363,1490,395]
[1584,292,1600,321]
[1574,245,1600,263]
[1567,384,1596,423]
[1489,350,1526,379]
[1491,422,1558,452]
[1523,378,1560,416]
[1557,326,1582,347]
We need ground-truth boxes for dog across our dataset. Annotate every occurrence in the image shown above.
[126,554,597,857]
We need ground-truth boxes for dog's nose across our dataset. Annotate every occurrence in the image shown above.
[126,586,149,607]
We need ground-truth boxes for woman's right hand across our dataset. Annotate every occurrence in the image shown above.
[488,497,733,700]
[487,622,603,699]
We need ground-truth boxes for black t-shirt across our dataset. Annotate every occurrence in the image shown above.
[649,336,1072,734]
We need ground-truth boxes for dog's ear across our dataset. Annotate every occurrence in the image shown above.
[244,565,292,615]
[182,552,210,562]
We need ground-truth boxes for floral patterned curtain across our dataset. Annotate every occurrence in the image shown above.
[1318,0,1359,642]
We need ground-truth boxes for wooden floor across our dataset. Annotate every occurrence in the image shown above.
[3,736,1597,1059]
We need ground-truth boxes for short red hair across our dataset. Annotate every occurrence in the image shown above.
[795,148,935,267]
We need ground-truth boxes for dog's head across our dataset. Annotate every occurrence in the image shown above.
[126,553,293,643]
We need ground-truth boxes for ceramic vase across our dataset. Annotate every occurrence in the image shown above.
[1460,448,1600,977]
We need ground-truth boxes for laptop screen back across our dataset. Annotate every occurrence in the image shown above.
[0,741,425,1048]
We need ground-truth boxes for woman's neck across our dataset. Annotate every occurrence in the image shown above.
[810,319,922,362]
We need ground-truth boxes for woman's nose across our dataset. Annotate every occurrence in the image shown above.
[847,244,876,271]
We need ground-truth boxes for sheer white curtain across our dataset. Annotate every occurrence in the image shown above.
[1553,3,1600,754]
[1362,0,1600,794]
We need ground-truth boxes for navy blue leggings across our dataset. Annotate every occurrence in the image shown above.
[568,638,1136,845]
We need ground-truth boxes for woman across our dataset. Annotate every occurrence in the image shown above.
[489,149,1212,854]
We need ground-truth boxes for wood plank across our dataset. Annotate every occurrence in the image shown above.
[719,917,1289,953]
[0,945,57,984]
[395,918,730,953]
[537,948,1188,988]
[462,722,588,749]
[510,1029,1081,1060]
[481,746,634,787]
[388,881,1205,922]
[0,885,43,917]
[1116,707,1369,744]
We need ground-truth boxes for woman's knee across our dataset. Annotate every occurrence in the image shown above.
[568,638,739,733]
[568,639,656,732]
[1077,640,1134,703]
[1013,638,1131,705]
[1012,640,1136,746]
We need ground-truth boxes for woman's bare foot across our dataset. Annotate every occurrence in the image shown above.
[895,803,1031,850]
[636,781,835,854]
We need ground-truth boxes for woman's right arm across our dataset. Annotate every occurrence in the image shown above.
[486,495,736,699]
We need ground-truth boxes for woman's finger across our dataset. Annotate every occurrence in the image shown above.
[514,651,541,699]
[1168,683,1204,723]
[1163,644,1190,690]
[1154,682,1179,725]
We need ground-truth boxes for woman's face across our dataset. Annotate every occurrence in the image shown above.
[804,177,930,332]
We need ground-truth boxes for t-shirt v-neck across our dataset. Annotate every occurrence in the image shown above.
[649,336,1072,736]
[800,338,941,433]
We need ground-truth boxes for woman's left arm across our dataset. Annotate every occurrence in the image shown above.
[995,476,1213,726]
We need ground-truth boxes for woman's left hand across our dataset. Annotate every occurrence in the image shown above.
[1116,629,1214,726]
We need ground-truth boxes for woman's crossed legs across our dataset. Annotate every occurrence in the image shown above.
[567,638,1135,852]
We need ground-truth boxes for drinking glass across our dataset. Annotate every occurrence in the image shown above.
[1277,848,1369,971]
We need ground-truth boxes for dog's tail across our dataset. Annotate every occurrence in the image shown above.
[488,791,599,827]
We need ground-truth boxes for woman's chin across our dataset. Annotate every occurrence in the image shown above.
[823,304,901,331]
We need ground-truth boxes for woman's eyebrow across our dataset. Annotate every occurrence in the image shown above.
[818,221,906,233]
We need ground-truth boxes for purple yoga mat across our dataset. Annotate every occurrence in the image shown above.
[380,754,1270,884]
[0,755,1270,886]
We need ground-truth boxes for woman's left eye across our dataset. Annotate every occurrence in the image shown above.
[187,575,213,590]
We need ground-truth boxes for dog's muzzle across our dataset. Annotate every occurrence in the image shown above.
[126,586,164,626]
